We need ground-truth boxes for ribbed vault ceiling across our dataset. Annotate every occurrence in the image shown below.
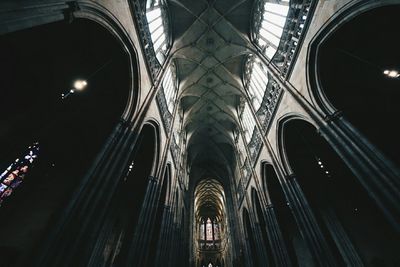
[169,0,254,181]
[194,178,226,219]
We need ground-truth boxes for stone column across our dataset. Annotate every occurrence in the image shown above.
[154,205,172,265]
[320,115,400,231]
[251,219,270,266]
[284,175,338,267]
[264,204,293,266]
[321,208,364,266]
[125,175,161,266]
[33,120,135,266]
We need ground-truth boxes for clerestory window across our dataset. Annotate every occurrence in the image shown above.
[241,103,256,143]
[162,65,177,113]
[254,0,290,60]
[146,0,170,64]
[244,55,269,111]
[253,0,312,76]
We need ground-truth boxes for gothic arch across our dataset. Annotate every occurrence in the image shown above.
[307,0,400,114]
[281,116,400,265]
[74,1,141,119]
[307,1,400,168]
[276,114,317,175]
[99,120,161,266]
[0,1,141,120]
[141,119,162,177]
[0,13,138,266]
[259,160,274,204]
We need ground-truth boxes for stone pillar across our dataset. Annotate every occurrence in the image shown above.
[264,205,293,266]
[321,208,364,266]
[32,120,135,266]
[320,115,400,231]
[284,175,338,267]
[154,205,171,265]
[252,219,270,266]
[126,175,161,266]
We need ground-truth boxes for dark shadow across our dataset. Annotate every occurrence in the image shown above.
[147,163,170,266]
[0,19,130,266]
[110,123,158,265]
[283,119,400,266]
[318,5,400,166]
[263,163,312,267]
[243,208,259,266]
[252,188,274,266]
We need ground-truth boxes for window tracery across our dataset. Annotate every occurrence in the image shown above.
[241,103,256,143]
[252,0,314,76]
[146,0,170,64]
[198,216,222,249]
[254,0,289,60]
[244,55,269,111]
[162,65,177,113]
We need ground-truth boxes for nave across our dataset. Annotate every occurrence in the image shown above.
[0,0,399,266]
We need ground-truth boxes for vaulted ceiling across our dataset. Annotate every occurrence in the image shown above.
[194,178,226,219]
[169,0,255,183]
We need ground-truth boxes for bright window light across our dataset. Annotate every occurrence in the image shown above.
[162,66,177,113]
[148,17,163,33]
[146,8,161,22]
[264,12,287,27]
[264,3,289,16]
[242,103,256,143]
[146,2,169,64]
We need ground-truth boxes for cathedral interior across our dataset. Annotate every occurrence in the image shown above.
[0,0,400,266]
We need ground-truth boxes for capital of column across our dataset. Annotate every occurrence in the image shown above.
[149,175,158,183]
[324,110,343,123]
[285,173,296,181]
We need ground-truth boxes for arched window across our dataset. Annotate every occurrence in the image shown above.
[241,103,256,143]
[200,218,205,240]
[252,0,312,76]
[146,0,170,64]
[254,0,289,59]
[206,218,213,241]
[161,65,177,113]
[198,216,222,249]
[213,218,220,240]
[244,55,269,111]
[0,143,39,205]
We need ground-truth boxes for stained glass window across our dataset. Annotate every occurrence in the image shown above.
[146,0,169,64]
[0,143,39,205]
[206,218,213,241]
[213,219,220,240]
[200,219,205,240]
